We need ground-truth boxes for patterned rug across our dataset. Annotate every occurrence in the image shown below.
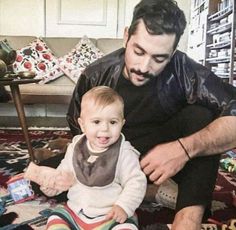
[0,129,235,230]
[0,129,72,185]
[0,129,71,229]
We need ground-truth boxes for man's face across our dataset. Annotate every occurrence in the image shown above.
[123,20,176,86]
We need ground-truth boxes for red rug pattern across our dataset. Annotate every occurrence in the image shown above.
[0,129,235,229]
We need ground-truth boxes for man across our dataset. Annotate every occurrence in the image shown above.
[67,0,236,229]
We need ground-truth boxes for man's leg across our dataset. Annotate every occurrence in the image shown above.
[173,105,220,213]
[172,205,204,230]
[171,105,220,228]
[144,105,220,228]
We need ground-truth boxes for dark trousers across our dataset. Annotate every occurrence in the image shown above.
[147,105,220,219]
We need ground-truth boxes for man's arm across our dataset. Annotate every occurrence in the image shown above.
[141,116,236,185]
[178,56,236,157]
[181,116,236,157]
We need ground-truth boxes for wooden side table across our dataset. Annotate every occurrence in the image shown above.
[0,78,40,163]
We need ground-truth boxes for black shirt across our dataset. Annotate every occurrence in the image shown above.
[116,74,172,155]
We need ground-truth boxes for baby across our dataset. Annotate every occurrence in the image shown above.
[25,86,147,230]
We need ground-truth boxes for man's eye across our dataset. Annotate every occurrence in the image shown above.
[134,50,144,56]
[154,58,166,64]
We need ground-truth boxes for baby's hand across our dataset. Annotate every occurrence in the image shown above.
[53,171,76,191]
[40,186,59,197]
[24,162,76,191]
[105,205,128,223]
[24,162,59,187]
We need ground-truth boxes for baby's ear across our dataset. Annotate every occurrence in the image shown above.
[77,118,84,132]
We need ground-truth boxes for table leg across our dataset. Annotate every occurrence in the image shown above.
[10,84,36,163]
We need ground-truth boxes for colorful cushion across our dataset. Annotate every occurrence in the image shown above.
[59,36,104,83]
[12,38,64,84]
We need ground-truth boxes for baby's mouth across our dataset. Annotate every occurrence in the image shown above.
[98,137,109,144]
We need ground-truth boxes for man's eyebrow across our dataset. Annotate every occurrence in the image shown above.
[134,43,146,53]
[134,43,170,59]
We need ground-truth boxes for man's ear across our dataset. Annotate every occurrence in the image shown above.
[78,118,84,133]
[122,119,126,126]
[168,49,177,64]
[123,27,129,48]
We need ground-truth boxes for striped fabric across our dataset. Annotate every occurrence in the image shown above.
[46,205,138,230]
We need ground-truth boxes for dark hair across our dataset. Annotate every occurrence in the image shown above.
[128,0,186,50]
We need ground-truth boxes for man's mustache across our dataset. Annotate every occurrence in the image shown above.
[130,69,155,79]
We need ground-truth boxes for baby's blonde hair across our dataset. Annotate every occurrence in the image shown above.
[81,86,124,117]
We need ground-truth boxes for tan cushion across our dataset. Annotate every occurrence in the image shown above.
[5,75,74,95]
[44,37,97,57]
[5,76,75,104]
[97,38,123,54]
[0,35,37,50]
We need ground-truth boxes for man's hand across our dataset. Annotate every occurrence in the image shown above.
[105,205,128,223]
[140,140,189,185]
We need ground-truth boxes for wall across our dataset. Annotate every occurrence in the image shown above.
[176,0,191,52]
[0,0,191,128]
[0,0,45,36]
[0,0,139,38]
[0,0,190,51]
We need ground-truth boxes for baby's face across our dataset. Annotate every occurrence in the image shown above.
[78,101,125,152]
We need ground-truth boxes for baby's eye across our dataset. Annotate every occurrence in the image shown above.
[110,120,117,125]
[93,120,100,124]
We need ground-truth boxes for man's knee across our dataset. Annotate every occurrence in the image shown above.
[177,105,216,136]
[173,205,204,229]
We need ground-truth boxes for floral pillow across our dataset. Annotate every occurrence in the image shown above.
[12,38,64,84]
[59,36,104,83]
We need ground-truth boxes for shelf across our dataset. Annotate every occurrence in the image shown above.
[213,72,230,78]
[208,5,233,22]
[206,56,230,63]
[188,0,235,86]
[207,40,231,49]
[216,75,230,79]
[207,22,231,34]
[206,54,236,64]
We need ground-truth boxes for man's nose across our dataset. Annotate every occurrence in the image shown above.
[139,57,151,73]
